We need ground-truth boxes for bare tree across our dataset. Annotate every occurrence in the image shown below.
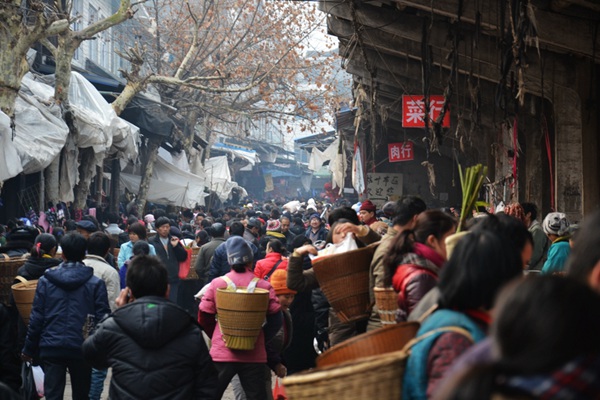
[111,0,343,211]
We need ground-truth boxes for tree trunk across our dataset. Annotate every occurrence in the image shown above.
[73,148,97,210]
[182,108,199,154]
[0,56,26,119]
[95,165,103,209]
[110,158,120,213]
[136,139,160,213]
[201,130,212,164]
[112,81,143,115]
[44,155,61,207]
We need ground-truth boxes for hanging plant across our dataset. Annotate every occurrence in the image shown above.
[457,163,489,232]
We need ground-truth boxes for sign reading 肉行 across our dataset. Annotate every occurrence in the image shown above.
[366,173,403,207]
[388,142,414,162]
[402,95,450,128]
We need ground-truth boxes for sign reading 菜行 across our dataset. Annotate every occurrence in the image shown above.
[402,95,450,128]
[366,173,403,206]
[388,142,414,162]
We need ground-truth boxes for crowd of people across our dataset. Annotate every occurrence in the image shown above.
[0,195,598,399]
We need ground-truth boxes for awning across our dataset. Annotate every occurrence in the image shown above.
[212,142,258,165]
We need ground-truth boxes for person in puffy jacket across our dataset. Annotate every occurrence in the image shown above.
[254,240,288,281]
[82,255,218,400]
[199,236,282,400]
[15,233,61,281]
[21,233,110,400]
[383,210,456,321]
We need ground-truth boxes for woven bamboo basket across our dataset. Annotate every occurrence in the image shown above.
[0,257,27,305]
[312,244,377,323]
[317,321,419,368]
[216,287,269,350]
[11,276,38,325]
[184,247,200,280]
[374,287,400,325]
[283,349,408,399]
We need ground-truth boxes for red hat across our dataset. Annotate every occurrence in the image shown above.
[360,200,376,212]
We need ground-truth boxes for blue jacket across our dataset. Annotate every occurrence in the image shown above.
[117,240,156,267]
[23,261,110,359]
[207,236,259,283]
[542,238,570,275]
[403,309,486,400]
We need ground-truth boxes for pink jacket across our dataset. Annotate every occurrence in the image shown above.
[200,270,281,363]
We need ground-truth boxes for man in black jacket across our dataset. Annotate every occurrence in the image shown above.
[150,217,188,307]
[82,256,218,400]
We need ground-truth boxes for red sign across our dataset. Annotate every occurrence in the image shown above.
[388,142,414,162]
[402,95,450,128]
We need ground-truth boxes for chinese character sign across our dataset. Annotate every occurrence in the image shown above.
[402,95,450,128]
[366,173,403,207]
[388,142,414,162]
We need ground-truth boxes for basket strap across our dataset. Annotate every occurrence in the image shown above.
[401,326,473,354]
[221,276,237,291]
[14,276,28,284]
[417,304,439,323]
[247,277,259,293]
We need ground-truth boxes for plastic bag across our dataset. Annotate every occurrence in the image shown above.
[178,247,193,279]
[32,366,44,397]
[21,362,43,399]
[310,233,358,261]
[273,377,287,400]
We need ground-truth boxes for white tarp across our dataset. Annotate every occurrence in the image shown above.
[330,139,347,195]
[308,139,339,172]
[120,151,208,208]
[0,112,24,182]
[120,173,200,207]
[204,156,246,201]
[204,156,232,201]
[0,74,69,182]
[352,144,365,194]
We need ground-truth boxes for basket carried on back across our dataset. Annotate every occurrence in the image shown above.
[11,276,38,325]
[312,244,377,323]
[216,283,269,350]
[317,321,419,368]
[0,257,27,305]
[283,349,409,399]
[374,287,400,325]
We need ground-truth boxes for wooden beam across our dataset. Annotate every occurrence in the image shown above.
[326,1,577,95]
[387,0,600,62]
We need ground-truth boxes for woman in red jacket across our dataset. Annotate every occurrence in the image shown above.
[254,240,288,281]
[383,210,456,321]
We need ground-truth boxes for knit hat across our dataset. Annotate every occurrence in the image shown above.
[75,220,98,232]
[543,212,570,236]
[270,269,296,295]
[226,236,254,265]
[309,213,321,221]
[360,200,376,212]
[267,219,282,232]
[144,214,155,223]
